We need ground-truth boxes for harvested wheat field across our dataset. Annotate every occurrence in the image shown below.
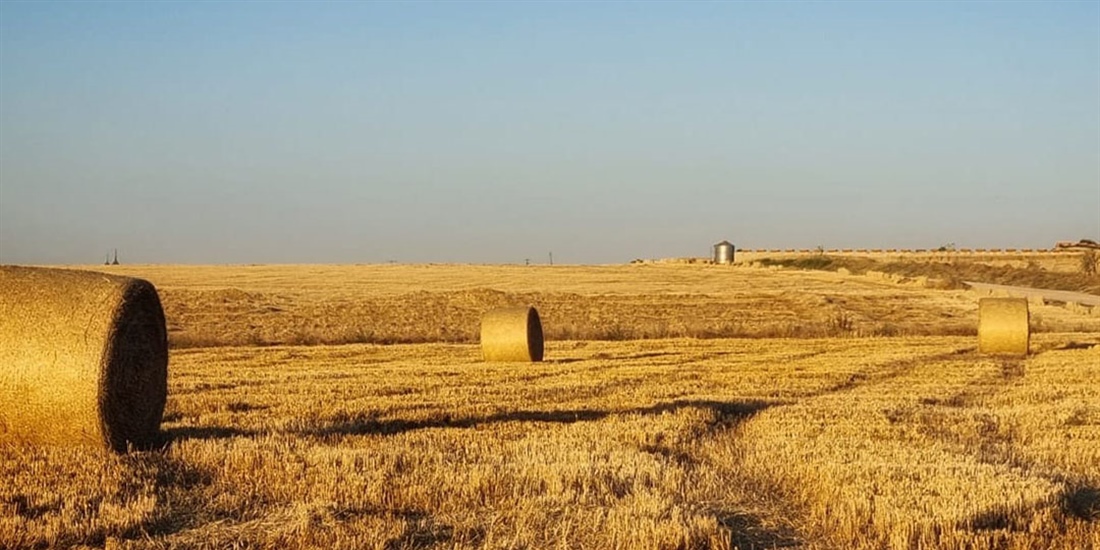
[2,262,1098,549]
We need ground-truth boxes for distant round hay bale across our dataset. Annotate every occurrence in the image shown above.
[0,266,168,452]
[978,298,1029,356]
[480,306,544,362]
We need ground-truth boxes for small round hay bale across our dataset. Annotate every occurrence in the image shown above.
[978,298,1029,356]
[480,306,544,362]
[0,266,168,452]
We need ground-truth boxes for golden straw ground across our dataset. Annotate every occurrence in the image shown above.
[2,263,1097,548]
[978,297,1030,355]
[480,306,544,362]
[0,266,168,452]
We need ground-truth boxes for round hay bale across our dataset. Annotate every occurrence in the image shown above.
[480,306,544,362]
[978,298,1029,356]
[0,266,168,452]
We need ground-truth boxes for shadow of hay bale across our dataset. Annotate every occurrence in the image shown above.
[1065,485,1100,521]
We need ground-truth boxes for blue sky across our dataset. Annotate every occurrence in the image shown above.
[1,1,1097,264]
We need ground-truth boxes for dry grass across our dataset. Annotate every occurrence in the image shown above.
[74,263,1100,348]
[738,249,1093,276]
[753,253,1100,295]
[2,263,1098,548]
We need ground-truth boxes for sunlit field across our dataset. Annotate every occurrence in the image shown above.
[89,260,1100,347]
[2,260,1098,549]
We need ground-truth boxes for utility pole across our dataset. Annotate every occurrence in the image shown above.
[548,251,553,266]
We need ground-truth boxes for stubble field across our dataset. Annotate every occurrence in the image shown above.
[2,261,1099,549]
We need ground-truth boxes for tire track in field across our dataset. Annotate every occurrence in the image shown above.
[703,347,982,548]
[906,351,1100,526]
[618,398,802,549]
[803,347,976,399]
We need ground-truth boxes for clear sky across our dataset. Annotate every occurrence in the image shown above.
[1,1,1097,265]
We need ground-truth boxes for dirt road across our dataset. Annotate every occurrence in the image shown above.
[964,281,1100,307]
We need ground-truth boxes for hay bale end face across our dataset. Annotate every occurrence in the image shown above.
[978,297,1029,356]
[0,266,168,452]
[480,306,544,362]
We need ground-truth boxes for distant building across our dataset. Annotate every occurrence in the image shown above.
[713,241,735,264]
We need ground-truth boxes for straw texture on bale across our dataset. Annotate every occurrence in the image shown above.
[978,298,1029,356]
[480,306,544,362]
[0,266,168,452]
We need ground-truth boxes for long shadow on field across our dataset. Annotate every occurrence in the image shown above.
[298,399,775,440]
[592,351,680,361]
[156,399,773,443]
[382,511,457,550]
[628,400,776,467]
[297,408,611,437]
[720,511,802,549]
[634,399,773,419]
[635,399,777,441]
[1064,485,1100,521]
[1050,340,1099,352]
[545,357,585,364]
[129,454,221,541]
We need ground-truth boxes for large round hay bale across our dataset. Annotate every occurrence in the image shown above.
[978,298,1029,356]
[480,306,544,362]
[0,266,168,452]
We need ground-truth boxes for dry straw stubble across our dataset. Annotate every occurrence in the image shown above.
[480,306,544,362]
[0,266,168,452]
[978,297,1030,356]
